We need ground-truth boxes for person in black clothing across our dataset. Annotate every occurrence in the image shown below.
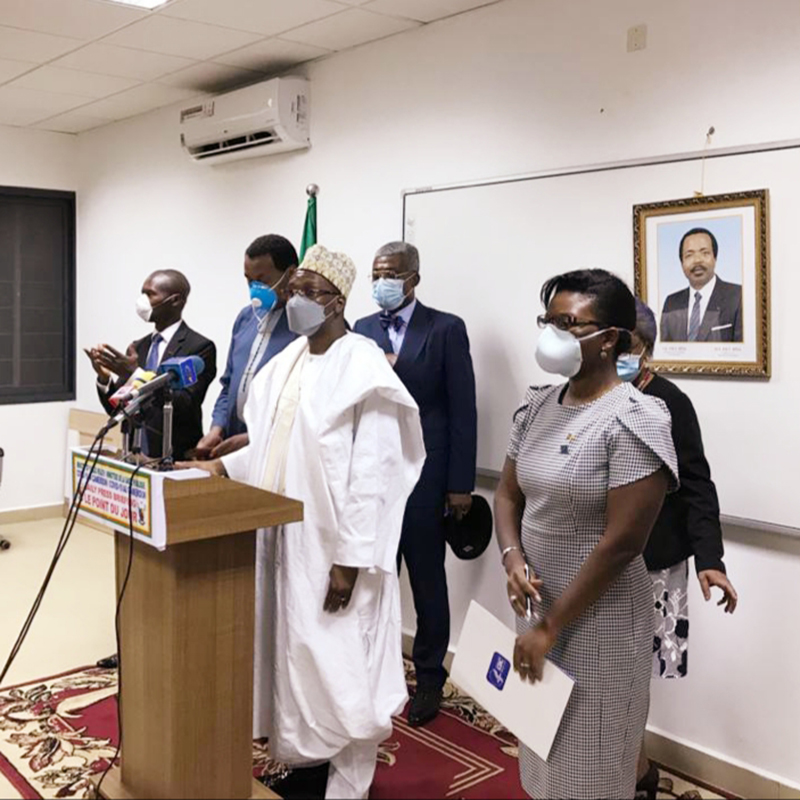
[85,269,216,673]
[617,299,738,799]
[85,269,217,461]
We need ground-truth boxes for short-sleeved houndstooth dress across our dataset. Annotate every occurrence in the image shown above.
[508,383,678,800]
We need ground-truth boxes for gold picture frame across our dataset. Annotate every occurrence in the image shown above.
[633,189,769,378]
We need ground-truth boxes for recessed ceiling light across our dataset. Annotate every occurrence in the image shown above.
[104,0,171,9]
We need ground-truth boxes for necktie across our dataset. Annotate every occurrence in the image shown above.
[145,332,163,371]
[379,312,405,332]
[687,292,702,341]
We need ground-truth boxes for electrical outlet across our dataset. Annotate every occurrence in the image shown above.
[627,24,647,52]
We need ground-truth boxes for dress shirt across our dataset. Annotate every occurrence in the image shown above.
[236,308,283,420]
[387,299,417,355]
[97,318,182,391]
[686,275,717,337]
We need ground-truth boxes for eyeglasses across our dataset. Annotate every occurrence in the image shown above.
[536,314,604,331]
[288,288,339,301]
[370,271,414,282]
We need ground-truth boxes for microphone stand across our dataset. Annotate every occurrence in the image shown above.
[160,385,174,468]
[0,447,9,551]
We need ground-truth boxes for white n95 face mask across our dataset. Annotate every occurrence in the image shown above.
[136,293,153,322]
[535,325,608,378]
[286,294,334,337]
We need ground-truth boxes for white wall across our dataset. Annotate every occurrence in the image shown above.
[20,0,799,786]
[0,125,79,511]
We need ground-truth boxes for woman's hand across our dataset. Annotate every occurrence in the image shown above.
[505,550,542,618]
[698,569,738,614]
[513,620,558,684]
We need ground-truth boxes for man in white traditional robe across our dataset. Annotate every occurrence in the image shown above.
[185,245,425,799]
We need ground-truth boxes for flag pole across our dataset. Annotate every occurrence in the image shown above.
[300,184,318,261]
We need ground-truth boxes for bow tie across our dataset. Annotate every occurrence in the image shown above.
[379,312,405,332]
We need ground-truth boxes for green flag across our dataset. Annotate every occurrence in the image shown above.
[300,194,317,261]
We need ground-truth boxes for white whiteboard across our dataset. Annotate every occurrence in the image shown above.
[404,147,798,530]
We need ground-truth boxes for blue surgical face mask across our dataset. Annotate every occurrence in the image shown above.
[372,277,407,311]
[616,352,643,382]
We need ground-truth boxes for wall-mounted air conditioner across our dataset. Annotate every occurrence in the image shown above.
[179,77,309,165]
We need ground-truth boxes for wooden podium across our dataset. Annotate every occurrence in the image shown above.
[69,450,302,800]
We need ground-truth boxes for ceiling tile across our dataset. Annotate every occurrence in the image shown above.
[214,37,330,72]
[101,14,264,60]
[0,25,83,63]
[362,0,499,23]
[75,81,199,121]
[33,109,113,134]
[0,0,147,39]
[12,66,141,98]
[51,43,196,81]
[280,7,419,50]
[162,0,344,37]
[0,85,92,126]
[0,58,37,84]
[158,61,263,93]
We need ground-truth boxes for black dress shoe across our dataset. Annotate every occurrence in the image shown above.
[96,654,119,669]
[269,763,329,800]
[635,761,659,800]
[408,687,443,727]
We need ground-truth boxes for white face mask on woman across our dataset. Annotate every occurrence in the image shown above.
[535,325,609,378]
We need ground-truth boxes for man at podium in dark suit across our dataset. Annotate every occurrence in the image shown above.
[355,241,477,728]
[660,227,743,343]
[86,269,216,672]
[85,269,217,461]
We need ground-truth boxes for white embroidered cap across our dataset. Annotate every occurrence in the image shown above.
[299,244,357,299]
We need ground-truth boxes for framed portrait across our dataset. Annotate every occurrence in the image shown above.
[633,189,769,378]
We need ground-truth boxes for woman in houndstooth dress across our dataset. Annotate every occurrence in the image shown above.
[495,270,679,800]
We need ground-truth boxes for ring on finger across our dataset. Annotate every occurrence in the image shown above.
[510,594,518,602]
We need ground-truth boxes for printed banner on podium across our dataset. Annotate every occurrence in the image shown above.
[67,448,209,550]
[71,450,153,536]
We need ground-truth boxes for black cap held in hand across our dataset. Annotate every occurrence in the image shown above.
[444,494,493,561]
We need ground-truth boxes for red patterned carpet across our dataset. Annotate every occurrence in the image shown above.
[0,660,525,799]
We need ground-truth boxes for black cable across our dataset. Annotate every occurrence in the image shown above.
[0,429,107,687]
[95,457,158,797]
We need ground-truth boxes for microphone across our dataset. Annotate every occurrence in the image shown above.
[109,367,156,408]
[109,356,204,426]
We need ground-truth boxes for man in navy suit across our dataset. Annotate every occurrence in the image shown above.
[660,227,743,343]
[195,234,299,459]
[355,242,477,727]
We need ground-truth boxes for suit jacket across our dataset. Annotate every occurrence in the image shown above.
[355,301,478,507]
[97,321,217,460]
[211,306,298,438]
[642,374,725,573]
[660,277,743,342]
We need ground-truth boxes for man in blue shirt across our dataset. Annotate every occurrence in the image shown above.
[195,234,299,459]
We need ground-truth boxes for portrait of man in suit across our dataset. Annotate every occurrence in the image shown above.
[660,227,743,343]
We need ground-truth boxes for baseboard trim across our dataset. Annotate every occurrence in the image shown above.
[0,504,64,525]
[646,729,800,799]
